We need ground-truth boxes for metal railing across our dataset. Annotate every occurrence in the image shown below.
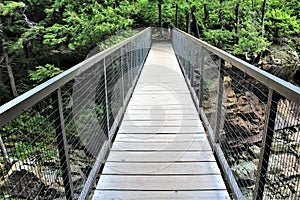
[172,27,300,199]
[0,27,151,199]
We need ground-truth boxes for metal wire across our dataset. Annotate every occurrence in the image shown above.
[0,28,151,199]
[172,27,300,200]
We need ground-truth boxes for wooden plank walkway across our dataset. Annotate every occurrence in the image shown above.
[93,43,230,199]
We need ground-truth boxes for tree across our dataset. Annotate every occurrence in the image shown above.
[0,2,26,97]
[261,0,267,37]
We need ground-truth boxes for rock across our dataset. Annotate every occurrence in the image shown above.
[287,132,300,143]
[271,140,289,153]
[250,145,261,158]
[241,186,254,200]
[232,161,257,184]
[74,150,87,159]
[0,160,64,198]
[72,175,82,184]
[0,169,42,198]
[224,76,232,88]
[261,44,300,81]
[268,154,298,176]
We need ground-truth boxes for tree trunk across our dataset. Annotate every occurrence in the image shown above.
[0,135,12,166]
[252,0,256,22]
[235,3,240,44]
[204,4,209,21]
[261,0,267,36]
[158,0,162,28]
[258,0,267,65]
[0,57,3,83]
[186,0,191,33]
[0,18,18,97]
[175,4,178,27]
[4,49,18,97]
[218,0,224,48]
[219,0,223,30]
[191,7,200,38]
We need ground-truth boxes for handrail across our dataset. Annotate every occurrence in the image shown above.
[0,27,151,127]
[0,27,152,200]
[172,27,300,200]
[173,27,300,104]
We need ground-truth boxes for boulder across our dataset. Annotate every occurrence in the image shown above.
[0,160,64,198]
[261,44,299,81]
[232,160,257,184]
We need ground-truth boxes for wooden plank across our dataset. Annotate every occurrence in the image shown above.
[115,133,207,142]
[102,162,220,175]
[93,190,230,199]
[133,91,190,95]
[106,151,216,162]
[120,120,203,127]
[128,100,195,106]
[97,175,227,190]
[125,109,199,115]
[126,105,196,109]
[111,141,211,151]
[137,78,186,82]
[92,43,229,200]
[125,107,197,111]
[122,115,199,121]
[118,126,205,133]
[130,94,192,99]
[134,84,189,91]
[131,99,193,105]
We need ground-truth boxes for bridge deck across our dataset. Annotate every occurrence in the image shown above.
[93,43,230,199]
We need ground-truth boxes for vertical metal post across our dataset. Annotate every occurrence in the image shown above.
[53,88,74,200]
[135,38,138,75]
[131,40,136,78]
[189,44,194,87]
[215,58,225,144]
[104,58,110,136]
[130,41,134,84]
[199,46,204,108]
[253,89,280,200]
[120,47,125,101]
[127,44,131,90]
[137,38,140,71]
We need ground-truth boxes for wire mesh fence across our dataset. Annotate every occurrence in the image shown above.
[172,27,300,200]
[0,28,151,199]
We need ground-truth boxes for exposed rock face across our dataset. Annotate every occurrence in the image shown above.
[0,159,64,198]
[261,44,299,81]
[232,160,258,184]
[221,76,300,199]
[0,147,94,199]
[223,77,265,147]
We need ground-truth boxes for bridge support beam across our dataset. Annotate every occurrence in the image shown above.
[253,89,280,200]
[53,88,74,200]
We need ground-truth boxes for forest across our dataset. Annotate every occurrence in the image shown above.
[0,0,300,199]
[1,0,300,105]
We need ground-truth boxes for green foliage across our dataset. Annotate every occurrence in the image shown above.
[43,24,69,45]
[97,29,139,50]
[0,2,25,16]
[204,29,235,48]
[28,64,63,83]
[0,1,27,52]
[0,82,11,105]
[265,8,300,40]
[1,110,57,161]
[1,0,300,106]
[233,22,271,58]
[43,0,137,51]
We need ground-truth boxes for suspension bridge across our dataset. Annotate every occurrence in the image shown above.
[0,27,299,200]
